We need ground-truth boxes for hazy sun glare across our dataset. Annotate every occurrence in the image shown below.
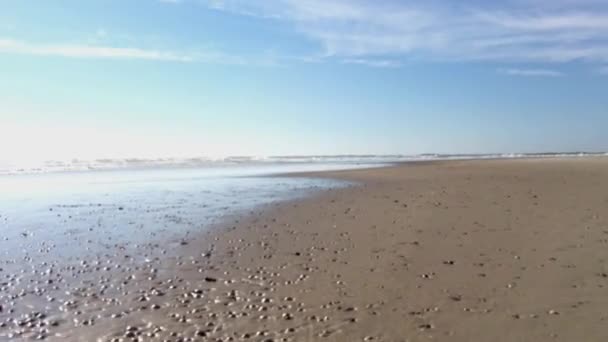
[0,122,221,166]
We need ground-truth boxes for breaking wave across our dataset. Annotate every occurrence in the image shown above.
[1,152,606,175]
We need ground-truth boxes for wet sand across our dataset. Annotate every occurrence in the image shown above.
[2,158,608,341]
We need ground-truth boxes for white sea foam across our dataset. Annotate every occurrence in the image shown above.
[0,152,605,175]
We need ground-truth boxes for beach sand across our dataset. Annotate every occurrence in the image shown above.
[2,158,608,341]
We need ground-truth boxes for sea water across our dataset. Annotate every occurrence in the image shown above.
[0,162,382,264]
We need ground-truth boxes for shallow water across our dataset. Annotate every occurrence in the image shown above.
[0,163,374,264]
[0,163,360,341]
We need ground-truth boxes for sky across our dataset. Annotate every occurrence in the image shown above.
[1,0,607,163]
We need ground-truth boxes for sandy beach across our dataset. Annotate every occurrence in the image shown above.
[2,157,608,341]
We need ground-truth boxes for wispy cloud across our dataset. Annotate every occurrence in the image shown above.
[475,11,608,31]
[499,68,564,77]
[0,38,193,62]
[9,1,607,69]
[0,38,283,66]
[342,58,402,68]
[599,66,608,75]
[195,0,608,66]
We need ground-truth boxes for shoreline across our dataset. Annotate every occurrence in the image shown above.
[2,152,607,177]
[2,157,608,341]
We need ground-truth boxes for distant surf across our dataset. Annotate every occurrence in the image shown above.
[1,152,606,175]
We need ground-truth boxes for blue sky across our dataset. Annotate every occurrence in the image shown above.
[1,0,607,162]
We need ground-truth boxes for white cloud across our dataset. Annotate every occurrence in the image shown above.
[196,0,608,65]
[474,11,608,31]
[0,38,194,61]
[0,38,284,66]
[342,58,402,68]
[11,1,606,68]
[499,68,564,77]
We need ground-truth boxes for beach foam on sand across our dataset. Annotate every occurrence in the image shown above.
[2,158,608,341]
